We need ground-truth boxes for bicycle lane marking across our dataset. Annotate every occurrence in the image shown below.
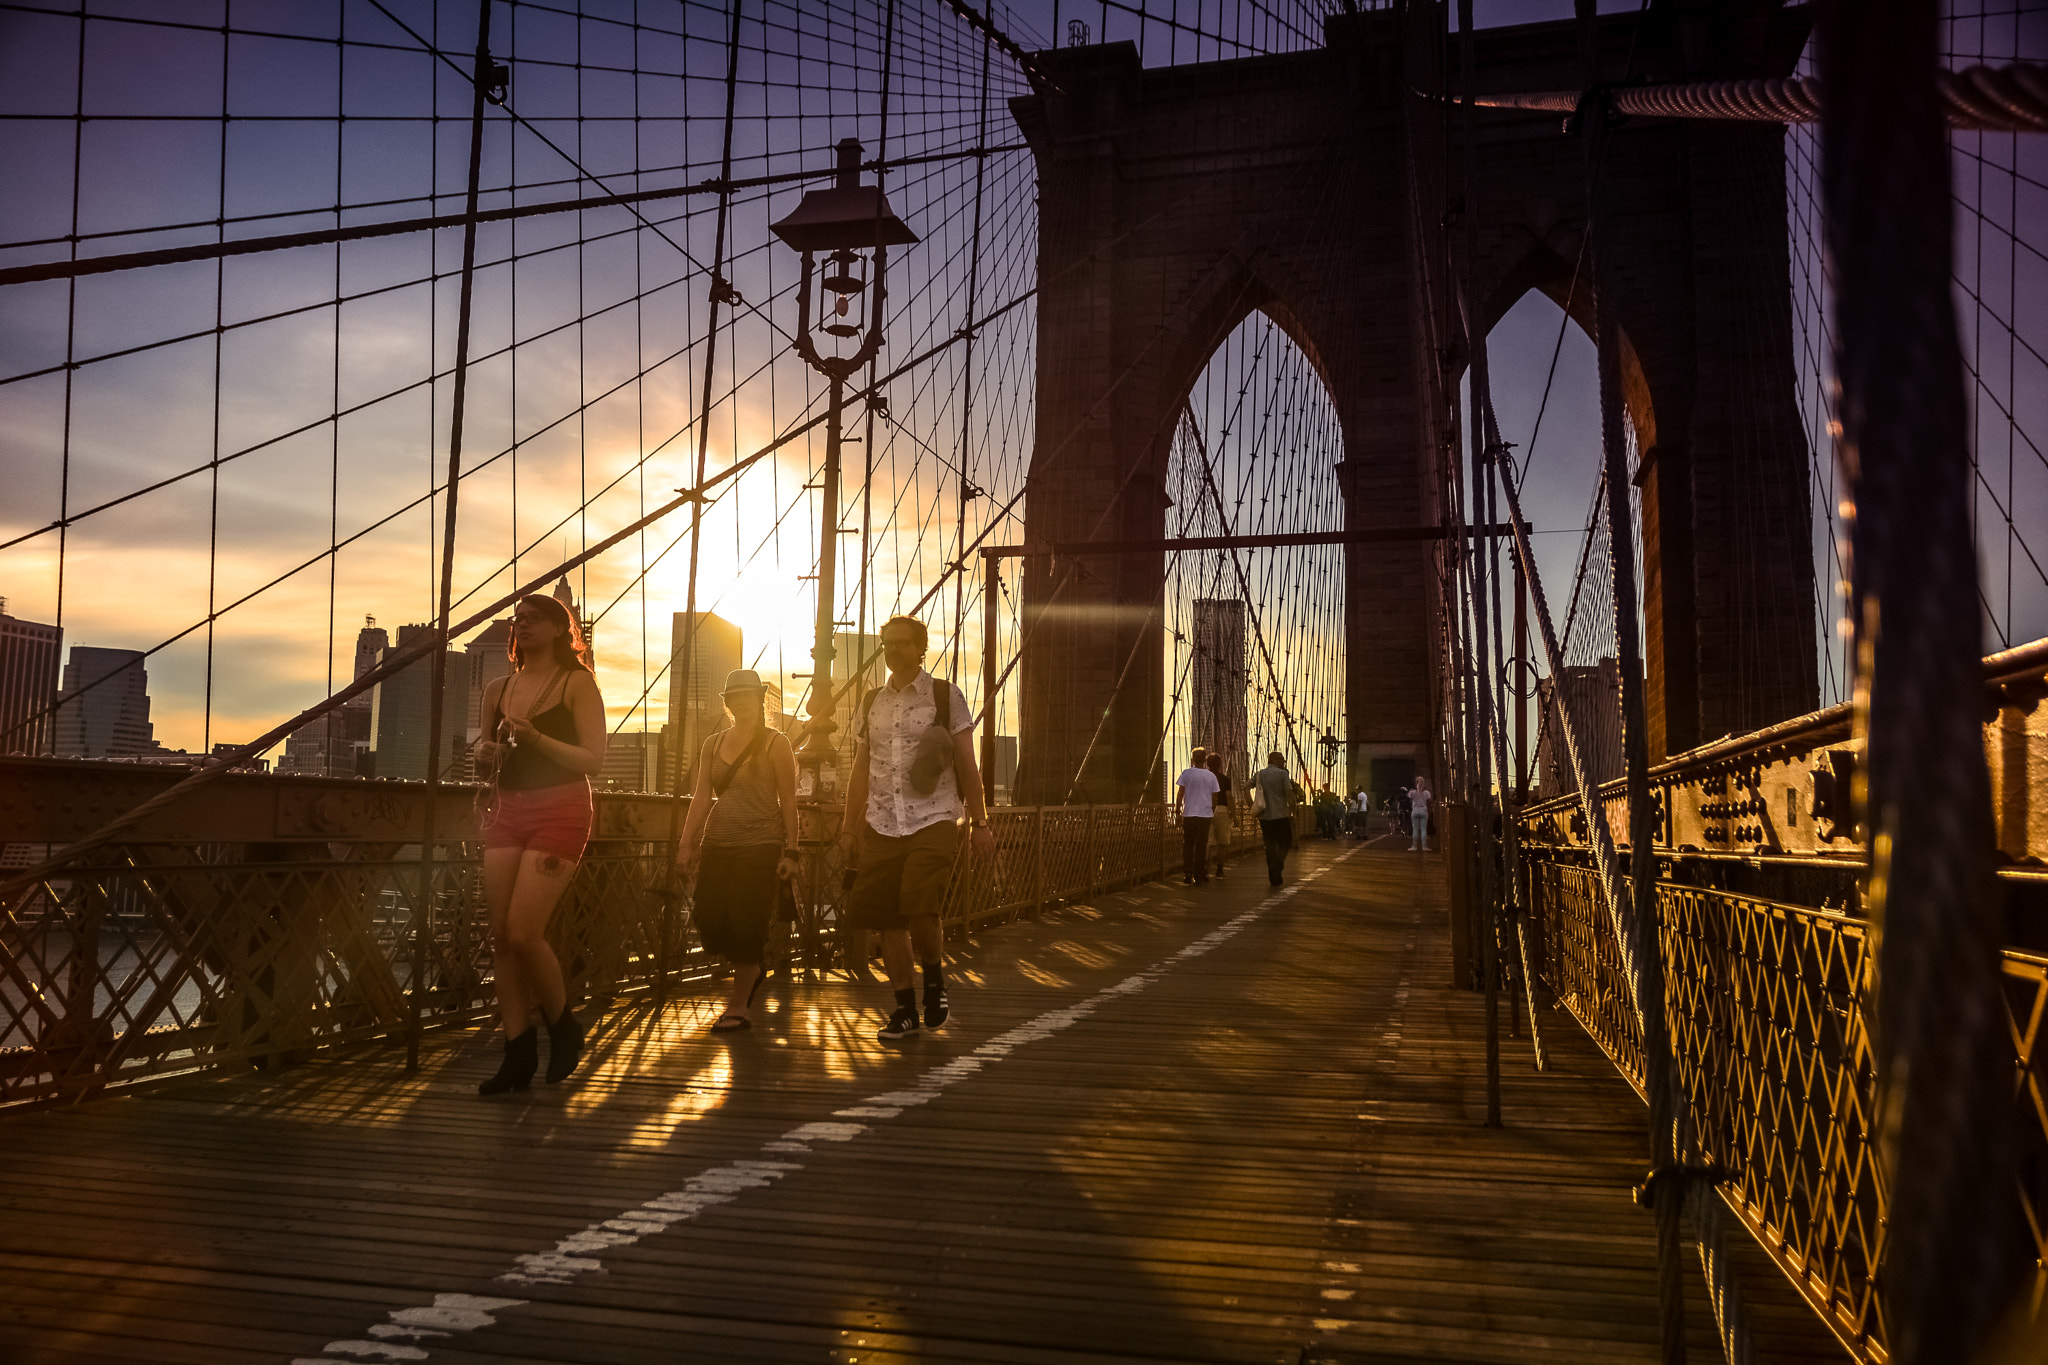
[292,874,1329,1364]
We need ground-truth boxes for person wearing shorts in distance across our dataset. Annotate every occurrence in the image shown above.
[675,669,800,1032]
[1406,774,1434,851]
[472,593,607,1094]
[1176,747,1219,885]
[837,613,997,1042]
[1251,751,1296,887]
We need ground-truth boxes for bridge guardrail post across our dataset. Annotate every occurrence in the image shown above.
[1031,807,1046,919]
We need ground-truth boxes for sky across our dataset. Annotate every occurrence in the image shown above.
[0,0,2040,765]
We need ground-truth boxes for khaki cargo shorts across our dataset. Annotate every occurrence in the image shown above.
[848,819,961,931]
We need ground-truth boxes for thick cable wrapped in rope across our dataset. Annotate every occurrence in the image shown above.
[1469,62,2048,131]
[1818,0,2026,1358]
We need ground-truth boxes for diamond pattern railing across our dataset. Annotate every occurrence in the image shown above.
[1,789,1266,1108]
[1527,855,2048,1362]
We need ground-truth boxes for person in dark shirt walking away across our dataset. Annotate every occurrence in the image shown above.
[1251,751,1296,887]
[1175,747,1220,885]
[471,594,607,1093]
[676,669,801,1032]
[836,614,997,1042]
[1206,751,1233,880]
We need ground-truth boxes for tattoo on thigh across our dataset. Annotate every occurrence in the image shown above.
[537,853,569,877]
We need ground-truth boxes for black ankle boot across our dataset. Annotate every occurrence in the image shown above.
[546,1007,584,1084]
[478,1027,538,1095]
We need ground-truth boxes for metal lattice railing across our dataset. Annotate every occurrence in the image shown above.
[1,775,1272,1108]
[1527,856,2048,1362]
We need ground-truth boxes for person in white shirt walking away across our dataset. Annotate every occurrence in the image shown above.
[1175,747,1221,885]
[1405,775,1433,851]
[836,613,997,1042]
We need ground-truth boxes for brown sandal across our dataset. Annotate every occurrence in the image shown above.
[711,1013,751,1032]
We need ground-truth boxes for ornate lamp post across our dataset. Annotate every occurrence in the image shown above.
[1317,728,1344,788]
[770,137,918,794]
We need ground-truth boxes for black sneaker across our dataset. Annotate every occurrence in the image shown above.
[878,1006,922,1041]
[923,987,951,1031]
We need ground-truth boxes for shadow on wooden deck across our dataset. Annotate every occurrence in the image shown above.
[0,836,1847,1364]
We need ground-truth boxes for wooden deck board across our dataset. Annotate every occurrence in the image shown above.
[0,838,1848,1364]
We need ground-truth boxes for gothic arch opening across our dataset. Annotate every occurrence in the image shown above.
[1164,309,1347,800]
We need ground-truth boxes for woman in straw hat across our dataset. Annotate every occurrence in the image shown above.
[676,669,801,1030]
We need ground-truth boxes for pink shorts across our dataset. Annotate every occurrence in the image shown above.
[481,780,593,860]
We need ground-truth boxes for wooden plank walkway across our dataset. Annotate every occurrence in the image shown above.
[0,838,1847,1365]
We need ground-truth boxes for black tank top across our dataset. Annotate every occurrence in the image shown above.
[497,690,586,792]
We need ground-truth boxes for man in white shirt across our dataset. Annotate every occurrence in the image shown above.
[1176,746,1221,886]
[837,613,996,1041]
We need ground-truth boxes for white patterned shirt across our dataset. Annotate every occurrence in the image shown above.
[859,669,974,838]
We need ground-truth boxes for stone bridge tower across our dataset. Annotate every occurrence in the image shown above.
[1009,2,1817,804]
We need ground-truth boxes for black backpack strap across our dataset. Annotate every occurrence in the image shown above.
[858,686,879,743]
[934,677,951,730]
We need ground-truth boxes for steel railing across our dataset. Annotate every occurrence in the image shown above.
[1,767,1289,1107]
[1525,854,2048,1362]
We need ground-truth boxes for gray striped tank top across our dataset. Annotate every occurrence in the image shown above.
[700,728,787,848]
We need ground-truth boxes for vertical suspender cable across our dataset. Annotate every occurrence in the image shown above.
[1817,0,2024,1357]
[664,0,746,995]
[1478,391,1540,1071]
[1575,56,1690,1359]
[676,0,745,793]
[411,0,497,1073]
[955,17,993,687]
[1456,0,1502,1124]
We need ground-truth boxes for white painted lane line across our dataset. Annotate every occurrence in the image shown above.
[292,884,1301,1363]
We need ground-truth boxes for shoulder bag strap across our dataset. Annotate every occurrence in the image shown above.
[711,727,771,797]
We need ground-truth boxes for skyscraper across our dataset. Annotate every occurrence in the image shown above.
[51,646,156,758]
[465,618,513,740]
[551,574,595,664]
[280,615,386,777]
[0,600,61,757]
[832,630,886,706]
[667,611,741,787]
[369,624,465,782]
[1191,598,1249,784]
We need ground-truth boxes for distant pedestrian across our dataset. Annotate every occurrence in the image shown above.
[1250,750,1295,887]
[472,594,607,1094]
[1205,752,1232,880]
[1176,746,1220,885]
[837,613,996,1042]
[1406,775,1434,851]
[676,670,801,1032]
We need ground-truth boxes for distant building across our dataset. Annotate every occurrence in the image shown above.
[552,574,596,664]
[369,624,466,782]
[1191,598,1249,784]
[210,742,268,774]
[1536,658,1628,800]
[600,730,663,793]
[279,615,388,778]
[51,646,157,758]
[987,734,1018,804]
[667,612,742,788]
[0,600,62,756]
[832,630,886,704]
[465,618,513,746]
[346,617,389,777]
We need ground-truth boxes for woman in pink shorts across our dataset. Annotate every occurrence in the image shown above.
[471,593,607,1094]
